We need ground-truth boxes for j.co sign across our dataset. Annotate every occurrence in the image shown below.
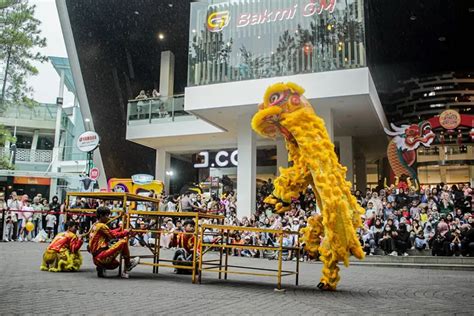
[76,131,100,153]
[194,150,238,168]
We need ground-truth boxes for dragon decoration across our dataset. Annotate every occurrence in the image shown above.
[384,122,436,189]
[251,82,364,291]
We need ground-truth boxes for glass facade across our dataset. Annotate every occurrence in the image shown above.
[188,0,365,86]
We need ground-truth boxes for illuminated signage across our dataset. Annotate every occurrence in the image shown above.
[439,110,461,130]
[208,0,336,31]
[207,11,231,32]
[76,131,100,153]
[131,174,154,185]
[194,150,238,168]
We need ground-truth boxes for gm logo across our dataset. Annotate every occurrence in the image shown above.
[207,11,230,32]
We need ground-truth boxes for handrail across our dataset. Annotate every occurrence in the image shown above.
[127,94,184,103]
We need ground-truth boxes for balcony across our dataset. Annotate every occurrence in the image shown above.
[1,148,52,163]
[0,104,57,121]
[127,95,198,125]
[188,0,366,87]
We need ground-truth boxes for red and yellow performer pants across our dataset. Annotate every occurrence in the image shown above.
[93,239,130,270]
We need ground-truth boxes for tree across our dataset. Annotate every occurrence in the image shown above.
[0,0,47,111]
[0,124,15,169]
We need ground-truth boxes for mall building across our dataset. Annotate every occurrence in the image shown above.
[57,0,473,218]
[0,57,87,200]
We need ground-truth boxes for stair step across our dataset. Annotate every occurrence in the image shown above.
[361,255,474,264]
[349,262,474,271]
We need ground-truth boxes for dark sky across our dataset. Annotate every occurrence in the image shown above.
[365,0,474,95]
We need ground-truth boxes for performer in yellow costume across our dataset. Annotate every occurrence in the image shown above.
[251,82,364,290]
[40,221,83,272]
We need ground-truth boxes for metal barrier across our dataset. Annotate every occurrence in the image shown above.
[199,224,301,290]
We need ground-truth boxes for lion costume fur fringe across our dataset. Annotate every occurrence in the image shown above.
[251,82,364,290]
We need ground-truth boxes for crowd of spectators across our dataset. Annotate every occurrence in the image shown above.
[356,184,473,257]
[1,181,473,259]
[0,191,63,242]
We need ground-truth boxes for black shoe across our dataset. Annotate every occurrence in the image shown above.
[96,267,106,278]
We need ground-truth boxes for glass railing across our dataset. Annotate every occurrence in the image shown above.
[127,95,197,124]
[0,103,57,121]
[188,0,366,87]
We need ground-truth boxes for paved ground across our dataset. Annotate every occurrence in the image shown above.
[0,243,472,315]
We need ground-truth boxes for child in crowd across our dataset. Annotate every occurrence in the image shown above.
[45,211,57,241]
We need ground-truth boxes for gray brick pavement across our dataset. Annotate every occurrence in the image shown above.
[0,243,472,315]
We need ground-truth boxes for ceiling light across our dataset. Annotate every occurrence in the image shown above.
[192,29,196,33]
[168,3,173,8]
[429,103,444,108]
[428,91,436,96]
[134,11,139,15]
[469,8,474,13]
[158,33,165,40]
[84,118,91,122]
[410,15,416,21]
[438,36,446,42]
[257,35,261,39]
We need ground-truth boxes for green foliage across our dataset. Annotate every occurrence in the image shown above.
[0,124,14,169]
[0,0,47,111]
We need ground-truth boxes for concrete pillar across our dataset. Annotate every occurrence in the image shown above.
[335,136,354,183]
[237,112,256,219]
[276,137,288,176]
[50,69,65,199]
[155,149,171,193]
[159,51,175,97]
[355,156,367,191]
[440,166,447,184]
[316,106,334,142]
[30,130,39,162]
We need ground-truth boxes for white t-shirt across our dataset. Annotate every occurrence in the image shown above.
[45,214,56,228]
[21,206,33,222]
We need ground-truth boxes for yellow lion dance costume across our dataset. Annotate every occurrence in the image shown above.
[40,231,83,272]
[251,82,364,290]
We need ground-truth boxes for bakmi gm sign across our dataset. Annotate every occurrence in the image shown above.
[206,0,336,32]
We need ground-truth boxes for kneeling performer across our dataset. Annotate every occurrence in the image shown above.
[172,219,196,274]
[40,221,83,272]
[89,207,139,278]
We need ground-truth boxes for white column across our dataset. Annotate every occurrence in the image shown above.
[316,106,334,142]
[159,51,175,97]
[355,155,367,191]
[30,130,39,162]
[237,112,256,219]
[335,136,354,184]
[155,149,171,193]
[50,69,65,199]
[276,137,288,176]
